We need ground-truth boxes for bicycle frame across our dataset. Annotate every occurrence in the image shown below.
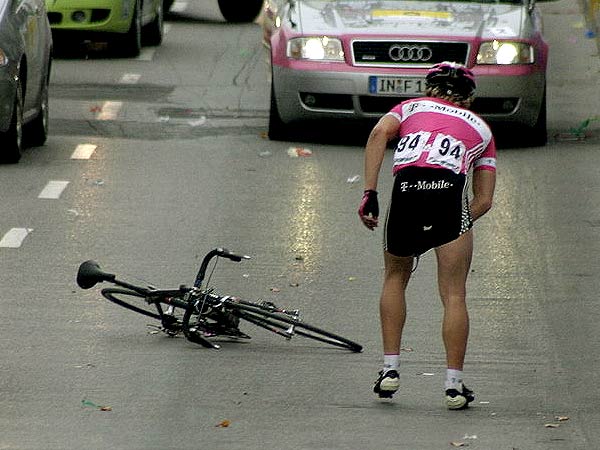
[77,248,363,352]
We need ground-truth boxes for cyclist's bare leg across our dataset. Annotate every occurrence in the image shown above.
[380,251,414,354]
[434,230,473,370]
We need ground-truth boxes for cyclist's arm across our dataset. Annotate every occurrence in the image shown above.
[470,168,495,221]
[364,114,400,191]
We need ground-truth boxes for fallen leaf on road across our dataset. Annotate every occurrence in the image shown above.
[74,363,95,369]
[287,147,312,157]
[450,441,466,447]
[82,399,112,411]
[188,116,206,126]
[215,420,231,428]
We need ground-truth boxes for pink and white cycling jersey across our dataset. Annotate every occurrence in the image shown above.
[387,97,496,176]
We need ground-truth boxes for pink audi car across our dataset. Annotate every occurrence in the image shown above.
[263,0,549,146]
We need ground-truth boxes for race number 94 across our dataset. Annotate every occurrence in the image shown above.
[393,131,431,166]
[426,134,465,173]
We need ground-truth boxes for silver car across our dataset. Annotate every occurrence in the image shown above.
[0,0,53,163]
[263,0,550,146]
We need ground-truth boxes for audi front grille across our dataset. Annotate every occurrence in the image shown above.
[352,40,469,68]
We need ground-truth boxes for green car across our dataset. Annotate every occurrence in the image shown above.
[46,0,163,56]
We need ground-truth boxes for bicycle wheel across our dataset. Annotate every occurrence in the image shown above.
[227,304,363,353]
[101,288,160,319]
[101,288,187,334]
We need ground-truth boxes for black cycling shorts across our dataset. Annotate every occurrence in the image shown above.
[384,166,472,257]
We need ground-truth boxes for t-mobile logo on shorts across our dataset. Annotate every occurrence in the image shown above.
[400,180,453,192]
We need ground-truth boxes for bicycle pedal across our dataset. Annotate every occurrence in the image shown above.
[200,330,218,338]
[186,330,220,349]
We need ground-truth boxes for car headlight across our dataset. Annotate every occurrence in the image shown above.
[287,37,344,61]
[477,41,534,64]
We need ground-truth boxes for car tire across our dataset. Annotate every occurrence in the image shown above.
[120,0,142,57]
[1,81,24,164]
[143,0,163,46]
[218,0,263,22]
[526,88,547,147]
[24,66,51,148]
[268,82,291,141]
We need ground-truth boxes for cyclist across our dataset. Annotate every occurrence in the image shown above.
[358,62,496,410]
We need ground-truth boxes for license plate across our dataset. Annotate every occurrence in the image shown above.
[369,76,425,95]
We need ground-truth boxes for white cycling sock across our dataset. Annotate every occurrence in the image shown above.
[383,354,399,373]
[445,369,463,390]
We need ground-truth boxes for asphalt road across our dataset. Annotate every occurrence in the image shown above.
[0,0,599,449]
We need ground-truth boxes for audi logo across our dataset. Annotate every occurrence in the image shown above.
[388,44,433,62]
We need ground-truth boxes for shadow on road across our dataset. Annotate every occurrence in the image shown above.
[271,119,543,151]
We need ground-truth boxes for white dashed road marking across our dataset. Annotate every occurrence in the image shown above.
[38,181,70,199]
[120,73,141,84]
[0,228,33,248]
[96,101,122,120]
[71,144,97,159]
[170,1,188,13]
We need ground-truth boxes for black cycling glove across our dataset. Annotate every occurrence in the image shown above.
[358,189,379,219]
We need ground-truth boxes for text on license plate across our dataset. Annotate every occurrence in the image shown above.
[369,76,425,95]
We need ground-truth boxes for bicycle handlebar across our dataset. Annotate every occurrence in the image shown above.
[193,247,250,288]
